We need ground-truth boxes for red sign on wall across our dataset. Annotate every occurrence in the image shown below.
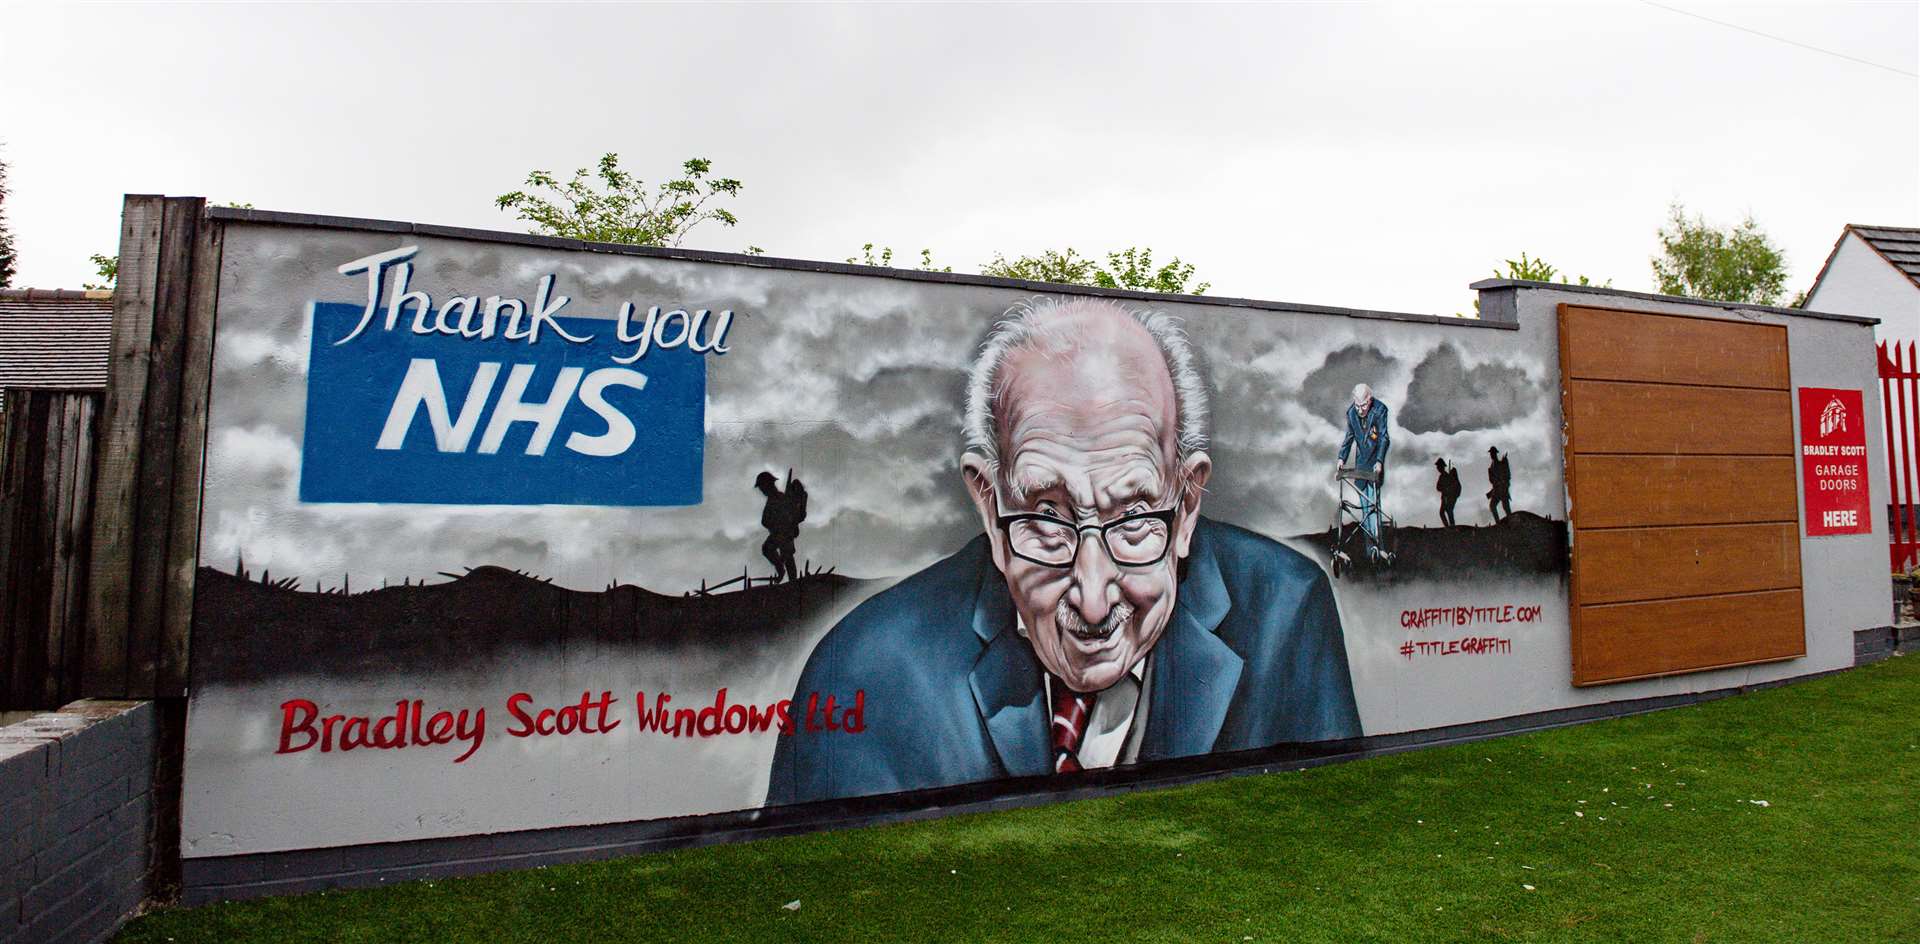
[1798,387,1871,536]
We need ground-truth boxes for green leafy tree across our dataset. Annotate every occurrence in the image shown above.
[0,154,16,288]
[1458,252,1610,317]
[496,154,744,248]
[846,244,950,272]
[84,253,116,292]
[980,247,1104,286]
[1493,251,1608,287]
[1650,203,1788,305]
[847,243,1208,292]
[1095,247,1210,295]
[981,246,1210,295]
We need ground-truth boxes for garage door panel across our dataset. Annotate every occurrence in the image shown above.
[1574,522,1800,604]
[1562,306,1791,389]
[1573,589,1805,686]
[1564,381,1795,456]
[1560,303,1803,685]
[1570,455,1799,529]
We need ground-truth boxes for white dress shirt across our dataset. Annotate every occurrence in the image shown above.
[1022,618,1153,769]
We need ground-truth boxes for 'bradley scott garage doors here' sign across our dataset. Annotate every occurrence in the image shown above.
[1798,387,1870,536]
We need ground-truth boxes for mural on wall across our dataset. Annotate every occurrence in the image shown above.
[769,299,1360,804]
[185,225,1569,858]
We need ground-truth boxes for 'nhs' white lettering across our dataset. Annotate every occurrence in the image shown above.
[375,359,648,457]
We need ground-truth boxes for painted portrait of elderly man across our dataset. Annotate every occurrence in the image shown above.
[767,297,1360,805]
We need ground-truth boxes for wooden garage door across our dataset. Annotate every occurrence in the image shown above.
[1559,304,1805,686]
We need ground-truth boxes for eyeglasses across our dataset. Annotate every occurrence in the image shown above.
[995,506,1178,569]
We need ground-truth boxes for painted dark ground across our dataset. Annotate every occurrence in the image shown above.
[193,515,1562,685]
[191,567,872,684]
[1296,511,1568,582]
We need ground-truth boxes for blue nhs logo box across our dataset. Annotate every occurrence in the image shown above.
[298,250,722,506]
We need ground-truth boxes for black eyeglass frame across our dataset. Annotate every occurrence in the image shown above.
[993,506,1180,569]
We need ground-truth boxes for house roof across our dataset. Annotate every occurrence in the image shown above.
[0,289,115,391]
[1806,224,1920,302]
[1848,225,1920,286]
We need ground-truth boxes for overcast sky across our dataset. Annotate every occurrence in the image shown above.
[2,2,1915,316]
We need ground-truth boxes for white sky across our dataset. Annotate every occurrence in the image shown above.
[2,1,1914,315]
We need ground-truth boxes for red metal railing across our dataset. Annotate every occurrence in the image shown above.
[1881,341,1920,572]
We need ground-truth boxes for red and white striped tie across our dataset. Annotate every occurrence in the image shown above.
[1049,676,1095,773]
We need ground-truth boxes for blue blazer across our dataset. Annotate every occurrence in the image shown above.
[1339,401,1392,483]
[765,517,1362,806]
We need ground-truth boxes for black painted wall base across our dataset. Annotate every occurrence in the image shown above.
[181,642,1895,906]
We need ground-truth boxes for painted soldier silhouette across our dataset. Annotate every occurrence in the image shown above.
[755,470,808,583]
[1434,457,1461,528]
[1486,447,1512,522]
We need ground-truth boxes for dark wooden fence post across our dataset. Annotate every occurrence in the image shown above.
[81,195,220,699]
[160,218,223,694]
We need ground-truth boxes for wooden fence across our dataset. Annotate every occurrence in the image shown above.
[0,390,101,708]
[686,561,835,597]
[0,195,221,709]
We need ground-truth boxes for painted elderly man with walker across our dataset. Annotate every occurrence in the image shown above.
[1336,383,1393,565]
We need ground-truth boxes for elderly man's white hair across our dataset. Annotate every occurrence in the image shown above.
[1352,382,1373,405]
[963,296,1210,467]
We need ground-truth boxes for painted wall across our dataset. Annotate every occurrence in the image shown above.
[1805,232,1918,490]
[1504,284,1887,681]
[179,221,1879,861]
[1,701,163,944]
[1805,233,1920,351]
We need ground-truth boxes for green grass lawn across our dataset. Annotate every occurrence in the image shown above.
[119,655,1920,943]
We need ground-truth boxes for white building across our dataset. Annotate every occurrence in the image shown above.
[1805,225,1918,563]
[1803,224,1920,351]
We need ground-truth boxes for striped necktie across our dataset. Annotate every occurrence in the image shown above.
[1049,676,1095,773]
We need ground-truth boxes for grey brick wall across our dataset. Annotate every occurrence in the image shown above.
[1,701,161,944]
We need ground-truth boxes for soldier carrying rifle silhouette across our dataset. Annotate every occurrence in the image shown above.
[1486,447,1512,523]
[755,469,808,583]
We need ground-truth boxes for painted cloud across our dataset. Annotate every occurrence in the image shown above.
[199,227,1560,593]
